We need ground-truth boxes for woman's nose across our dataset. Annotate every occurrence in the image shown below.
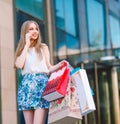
[33,29,38,33]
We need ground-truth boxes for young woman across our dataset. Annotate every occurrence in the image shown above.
[14,20,66,124]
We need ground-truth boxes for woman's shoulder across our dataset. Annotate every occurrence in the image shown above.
[41,43,49,50]
[41,43,50,55]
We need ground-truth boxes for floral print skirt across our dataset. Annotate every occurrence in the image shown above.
[17,73,50,111]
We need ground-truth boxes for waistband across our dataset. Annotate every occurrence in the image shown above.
[23,72,50,77]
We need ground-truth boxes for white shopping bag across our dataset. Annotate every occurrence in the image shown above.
[71,69,96,116]
[48,77,82,124]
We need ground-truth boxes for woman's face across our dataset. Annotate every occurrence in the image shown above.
[27,22,39,41]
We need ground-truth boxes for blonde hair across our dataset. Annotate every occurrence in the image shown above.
[15,20,42,60]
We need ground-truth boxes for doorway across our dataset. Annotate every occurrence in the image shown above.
[80,61,120,124]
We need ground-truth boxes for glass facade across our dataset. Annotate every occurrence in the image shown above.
[14,0,120,124]
[117,69,120,108]
[16,0,44,20]
[86,0,105,49]
[54,0,80,58]
[109,14,120,48]
[109,14,120,58]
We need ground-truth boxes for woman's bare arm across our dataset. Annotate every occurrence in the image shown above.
[15,44,29,69]
[15,33,31,69]
[42,44,68,73]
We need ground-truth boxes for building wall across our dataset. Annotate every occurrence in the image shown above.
[0,0,120,124]
[0,0,17,124]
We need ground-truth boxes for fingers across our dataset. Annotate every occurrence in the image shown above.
[25,33,31,47]
[59,60,69,68]
[61,60,69,66]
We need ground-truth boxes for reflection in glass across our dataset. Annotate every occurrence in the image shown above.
[99,71,111,124]
[109,15,120,48]
[55,0,76,36]
[114,49,120,57]
[117,69,120,111]
[56,28,79,57]
[54,0,80,58]
[16,0,44,20]
[86,0,105,48]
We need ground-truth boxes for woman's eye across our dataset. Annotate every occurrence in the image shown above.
[29,28,38,31]
[36,28,38,31]
[29,28,33,31]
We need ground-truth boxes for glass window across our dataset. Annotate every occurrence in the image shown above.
[55,0,76,36]
[114,49,120,57]
[109,15,120,48]
[86,0,105,49]
[54,0,80,58]
[16,0,44,20]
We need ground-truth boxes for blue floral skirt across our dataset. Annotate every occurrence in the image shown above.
[17,73,50,111]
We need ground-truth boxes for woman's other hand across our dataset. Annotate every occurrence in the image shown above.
[59,60,69,69]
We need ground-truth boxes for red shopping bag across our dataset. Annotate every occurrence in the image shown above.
[42,62,70,101]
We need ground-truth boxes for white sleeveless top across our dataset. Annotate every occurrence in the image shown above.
[21,47,49,75]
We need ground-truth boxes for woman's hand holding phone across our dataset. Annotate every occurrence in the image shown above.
[25,33,31,47]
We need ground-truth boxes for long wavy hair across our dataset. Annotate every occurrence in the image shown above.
[14,20,42,63]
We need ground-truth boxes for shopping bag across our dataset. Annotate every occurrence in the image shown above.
[42,62,70,101]
[48,77,82,124]
[71,68,96,116]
